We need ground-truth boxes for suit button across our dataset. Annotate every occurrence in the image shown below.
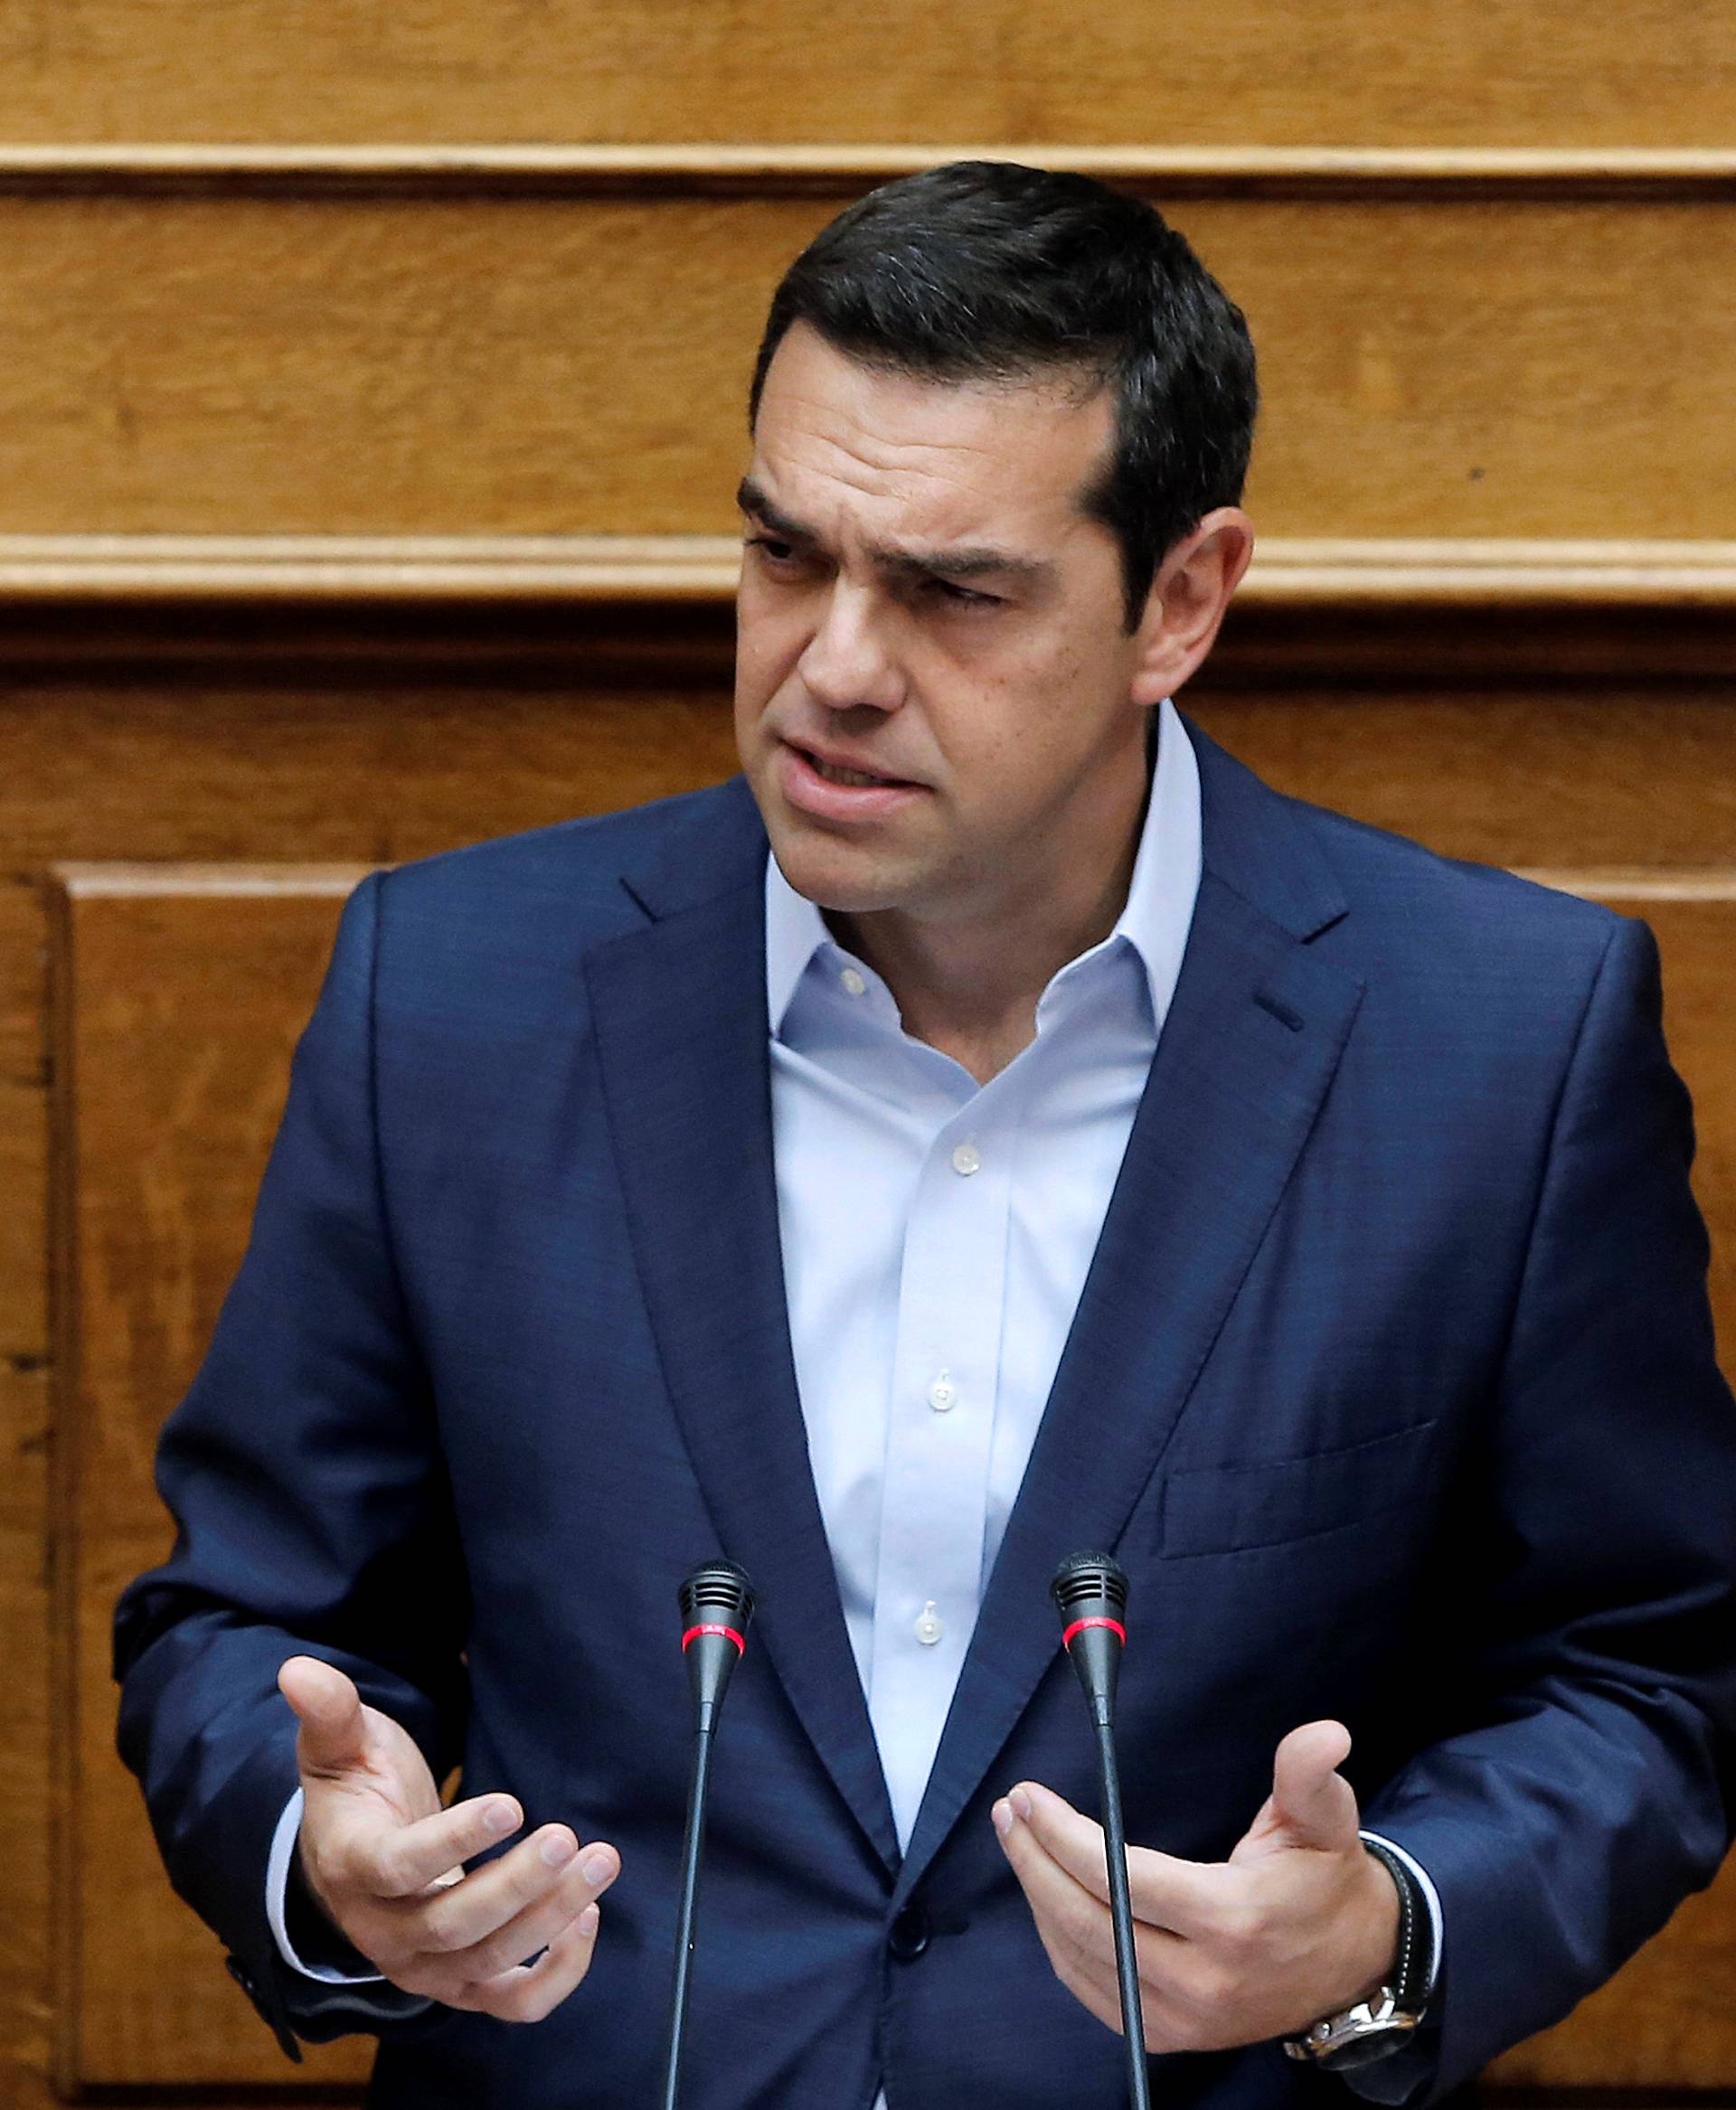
[888,1904,930,1961]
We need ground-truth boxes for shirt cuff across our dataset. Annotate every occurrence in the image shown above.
[267,1786,387,1984]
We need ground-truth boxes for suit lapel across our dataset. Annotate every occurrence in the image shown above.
[586,787,900,1874]
[896,731,1366,1899]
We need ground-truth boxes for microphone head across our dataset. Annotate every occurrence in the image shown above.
[678,1561,755,1719]
[678,1560,756,1633]
[1051,1551,1129,1624]
[1051,1551,1128,1719]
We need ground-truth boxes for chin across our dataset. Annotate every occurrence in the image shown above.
[767,834,903,917]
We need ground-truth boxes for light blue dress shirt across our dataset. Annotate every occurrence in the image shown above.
[767,694,1203,1851]
[269,699,1439,2088]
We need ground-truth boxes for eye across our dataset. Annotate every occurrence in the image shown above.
[929,577,1002,608]
[746,534,799,565]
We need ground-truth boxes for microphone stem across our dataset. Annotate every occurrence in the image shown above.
[661,1717,716,2110]
[1093,1710,1153,2110]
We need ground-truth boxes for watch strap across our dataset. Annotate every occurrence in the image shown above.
[1359,1835,1432,2014]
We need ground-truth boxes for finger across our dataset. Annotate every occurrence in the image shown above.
[279,1656,369,1779]
[416,1829,618,1954]
[457,1900,604,2024]
[995,1800,1128,2021]
[350,1794,526,1901]
[1006,1781,1219,1938]
[997,1796,1195,2049]
[1269,1721,1359,1851]
[420,1843,618,1987]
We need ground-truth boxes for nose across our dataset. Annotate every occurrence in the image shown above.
[797,578,906,716]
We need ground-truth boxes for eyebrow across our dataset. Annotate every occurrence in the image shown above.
[736,476,1053,589]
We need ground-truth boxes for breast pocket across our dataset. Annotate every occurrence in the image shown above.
[1159,1418,1440,1558]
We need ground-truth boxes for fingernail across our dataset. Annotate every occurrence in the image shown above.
[486,1801,518,1836]
[992,1800,1014,1838]
[580,1850,615,1889]
[578,1903,599,1936]
[1010,1787,1033,1823]
[540,1830,578,1869]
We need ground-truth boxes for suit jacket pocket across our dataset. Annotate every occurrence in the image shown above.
[1160,1417,1440,1558]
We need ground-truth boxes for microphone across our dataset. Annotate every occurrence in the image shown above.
[662,1560,755,2110]
[1052,1552,1150,2110]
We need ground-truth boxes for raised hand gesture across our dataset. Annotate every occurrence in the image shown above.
[995,1720,1401,2052]
[278,1654,619,2023]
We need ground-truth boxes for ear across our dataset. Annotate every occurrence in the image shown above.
[1128,507,1255,707]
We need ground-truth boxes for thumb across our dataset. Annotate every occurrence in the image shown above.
[278,1655,368,1781]
[1269,1719,1360,1850]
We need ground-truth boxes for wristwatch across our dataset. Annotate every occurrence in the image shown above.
[1282,1838,1435,2073]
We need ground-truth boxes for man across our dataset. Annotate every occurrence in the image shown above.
[115,162,1736,2107]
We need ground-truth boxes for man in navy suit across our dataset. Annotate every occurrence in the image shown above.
[115,162,1736,2106]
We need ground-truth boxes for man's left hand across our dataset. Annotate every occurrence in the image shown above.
[993,1719,1400,2053]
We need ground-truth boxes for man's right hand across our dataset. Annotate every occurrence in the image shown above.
[278,1654,619,2022]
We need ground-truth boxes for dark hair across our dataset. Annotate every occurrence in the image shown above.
[749,160,1259,630]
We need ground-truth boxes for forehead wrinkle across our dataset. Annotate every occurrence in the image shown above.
[747,390,1104,583]
[741,472,1051,584]
[756,447,1063,547]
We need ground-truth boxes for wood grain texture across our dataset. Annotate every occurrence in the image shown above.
[1186,692,1736,871]
[1,192,1735,540]
[49,871,373,2086]
[0,683,742,867]
[0,880,47,1353]
[0,0,1732,147]
[0,881,52,2097]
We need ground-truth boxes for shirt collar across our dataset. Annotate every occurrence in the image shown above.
[764,694,1202,1036]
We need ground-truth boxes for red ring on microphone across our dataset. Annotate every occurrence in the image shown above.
[1061,1615,1127,1650]
[682,1622,746,1654]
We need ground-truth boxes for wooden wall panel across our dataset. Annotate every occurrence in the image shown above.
[0,678,741,866]
[3,188,1736,542]
[50,871,373,2087]
[1,0,1732,148]
[1185,690,1736,872]
[0,874,52,2099]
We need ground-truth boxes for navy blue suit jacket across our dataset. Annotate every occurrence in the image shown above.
[115,724,1736,2107]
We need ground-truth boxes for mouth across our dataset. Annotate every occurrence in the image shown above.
[776,739,924,821]
[802,751,903,789]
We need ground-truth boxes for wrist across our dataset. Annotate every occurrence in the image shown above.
[1284,1839,1433,2073]
[1350,1843,1403,2004]
[287,1842,373,1975]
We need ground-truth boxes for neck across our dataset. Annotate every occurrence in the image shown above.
[830,770,1150,1087]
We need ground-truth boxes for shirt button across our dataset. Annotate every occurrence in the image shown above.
[928,1374,957,1412]
[950,1142,981,1176]
[914,1601,944,1645]
[839,966,866,997]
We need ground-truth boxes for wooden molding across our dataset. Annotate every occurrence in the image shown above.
[1,142,1735,201]
[5,535,1736,608]
[0,536,743,605]
[1517,868,1736,902]
[50,862,372,898]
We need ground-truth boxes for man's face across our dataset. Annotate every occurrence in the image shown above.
[734,324,1157,934]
